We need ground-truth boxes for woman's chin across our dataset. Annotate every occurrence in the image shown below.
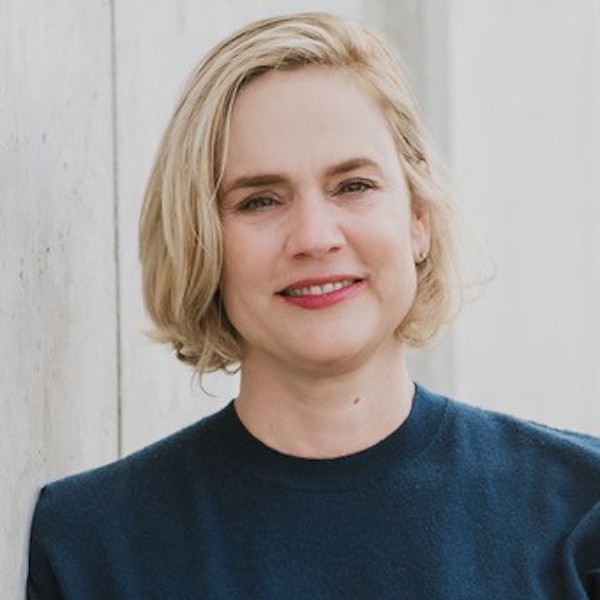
[275,334,402,377]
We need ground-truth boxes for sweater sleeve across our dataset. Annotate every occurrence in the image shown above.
[26,487,64,600]
[564,499,600,599]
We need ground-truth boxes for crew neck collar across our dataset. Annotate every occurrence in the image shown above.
[210,384,448,491]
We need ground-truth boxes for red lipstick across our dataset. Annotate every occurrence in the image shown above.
[277,276,365,309]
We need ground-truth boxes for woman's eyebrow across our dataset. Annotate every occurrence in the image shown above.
[222,157,383,196]
[222,173,288,196]
[324,157,383,178]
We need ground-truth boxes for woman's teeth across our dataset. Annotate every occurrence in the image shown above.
[283,279,354,297]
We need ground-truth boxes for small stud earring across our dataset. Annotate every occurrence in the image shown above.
[416,250,428,264]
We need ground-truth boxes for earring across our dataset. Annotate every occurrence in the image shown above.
[416,250,428,264]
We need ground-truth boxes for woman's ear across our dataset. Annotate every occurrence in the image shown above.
[410,194,431,264]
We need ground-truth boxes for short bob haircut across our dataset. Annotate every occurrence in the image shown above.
[139,11,463,373]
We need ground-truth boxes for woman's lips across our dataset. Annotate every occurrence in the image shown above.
[277,278,365,309]
[280,278,356,297]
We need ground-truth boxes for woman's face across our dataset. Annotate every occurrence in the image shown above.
[219,66,430,375]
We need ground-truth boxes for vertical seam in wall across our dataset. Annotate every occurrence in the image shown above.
[109,0,123,459]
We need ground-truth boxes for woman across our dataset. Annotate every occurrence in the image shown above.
[28,12,600,599]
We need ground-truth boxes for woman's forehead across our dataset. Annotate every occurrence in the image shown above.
[222,66,399,185]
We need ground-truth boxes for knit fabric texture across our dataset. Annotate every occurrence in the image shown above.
[27,385,600,599]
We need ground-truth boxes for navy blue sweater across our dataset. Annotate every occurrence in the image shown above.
[27,385,600,598]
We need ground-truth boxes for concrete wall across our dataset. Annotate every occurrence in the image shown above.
[447,0,600,430]
[1,2,118,595]
[2,0,599,595]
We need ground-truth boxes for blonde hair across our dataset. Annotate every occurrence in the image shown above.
[139,11,463,373]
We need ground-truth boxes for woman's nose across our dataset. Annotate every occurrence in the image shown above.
[283,193,345,259]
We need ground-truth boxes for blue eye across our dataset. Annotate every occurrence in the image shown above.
[338,179,375,194]
[238,196,278,212]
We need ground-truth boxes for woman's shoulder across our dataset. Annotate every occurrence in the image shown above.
[32,402,234,532]
[27,403,236,595]
[418,383,600,474]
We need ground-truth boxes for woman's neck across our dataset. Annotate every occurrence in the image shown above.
[233,344,414,459]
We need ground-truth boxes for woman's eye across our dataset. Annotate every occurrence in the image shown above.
[338,179,375,194]
[238,196,278,212]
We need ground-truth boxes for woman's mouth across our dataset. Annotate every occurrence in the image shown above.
[277,278,365,309]
[280,279,357,297]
